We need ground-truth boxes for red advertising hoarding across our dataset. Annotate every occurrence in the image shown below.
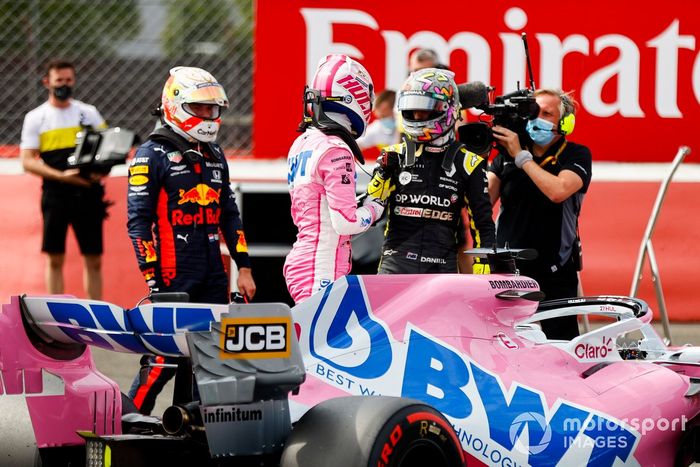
[254,0,700,162]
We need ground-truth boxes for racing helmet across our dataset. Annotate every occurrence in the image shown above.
[309,54,374,138]
[398,68,461,143]
[161,66,229,143]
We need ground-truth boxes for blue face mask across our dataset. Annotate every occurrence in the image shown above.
[379,117,396,132]
[526,118,556,146]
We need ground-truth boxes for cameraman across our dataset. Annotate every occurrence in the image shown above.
[488,89,591,340]
[367,68,495,274]
[20,59,109,299]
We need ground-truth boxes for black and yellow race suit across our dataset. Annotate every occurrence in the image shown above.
[377,141,495,273]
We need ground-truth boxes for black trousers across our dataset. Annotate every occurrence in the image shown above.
[518,257,580,340]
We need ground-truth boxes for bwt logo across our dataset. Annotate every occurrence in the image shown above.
[288,149,312,184]
[306,278,639,465]
[45,301,218,356]
[220,317,291,359]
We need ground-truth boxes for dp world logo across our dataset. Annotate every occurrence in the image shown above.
[509,412,552,455]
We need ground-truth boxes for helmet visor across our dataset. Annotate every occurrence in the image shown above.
[398,91,447,112]
[183,83,229,107]
[183,103,223,119]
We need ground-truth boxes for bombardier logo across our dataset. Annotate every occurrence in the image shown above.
[489,279,539,289]
[220,317,291,359]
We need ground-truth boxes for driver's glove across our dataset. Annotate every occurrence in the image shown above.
[472,257,491,274]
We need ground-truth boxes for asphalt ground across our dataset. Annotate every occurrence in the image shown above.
[92,322,700,418]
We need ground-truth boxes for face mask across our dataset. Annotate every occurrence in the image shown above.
[53,85,73,101]
[526,118,556,146]
[379,117,396,132]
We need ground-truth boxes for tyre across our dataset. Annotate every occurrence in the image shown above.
[280,396,465,467]
[34,445,84,467]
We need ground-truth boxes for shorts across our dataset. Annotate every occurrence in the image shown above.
[41,187,107,255]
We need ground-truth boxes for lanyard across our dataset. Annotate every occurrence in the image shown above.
[537,141,568,167]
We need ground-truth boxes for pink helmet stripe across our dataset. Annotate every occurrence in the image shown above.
[312,55,346,96]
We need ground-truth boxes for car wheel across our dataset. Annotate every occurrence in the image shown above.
[34,446,84,467]
[280,396,465,467]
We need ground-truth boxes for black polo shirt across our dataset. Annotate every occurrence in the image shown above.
[489,138,592,275]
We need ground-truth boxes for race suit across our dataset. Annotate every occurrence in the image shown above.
[284,128,382,304]
[126,130,250,414]
[378,142,495,273]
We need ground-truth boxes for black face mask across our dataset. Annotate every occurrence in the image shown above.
[53,85,73,101]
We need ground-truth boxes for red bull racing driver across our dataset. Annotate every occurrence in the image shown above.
[126,66,256,414]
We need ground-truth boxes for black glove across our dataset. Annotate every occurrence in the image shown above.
[140,263,163,293]
[378,149,401,177]
[230,292,248,303]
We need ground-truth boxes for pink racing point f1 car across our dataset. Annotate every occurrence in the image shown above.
[2,250,700,466]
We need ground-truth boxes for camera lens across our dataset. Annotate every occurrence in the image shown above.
[458,122,493,155]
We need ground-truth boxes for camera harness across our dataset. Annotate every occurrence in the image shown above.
[401,135,465,173]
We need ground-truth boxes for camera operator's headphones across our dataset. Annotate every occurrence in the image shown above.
[558,92,576,136]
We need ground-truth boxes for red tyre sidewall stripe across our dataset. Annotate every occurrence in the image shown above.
[406,411,466,463]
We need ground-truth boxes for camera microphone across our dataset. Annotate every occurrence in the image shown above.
[457,81,491,109]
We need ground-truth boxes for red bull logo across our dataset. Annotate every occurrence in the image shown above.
[236,229,248,253]
[140,240,157,263]
[178,184,221,206]
[141,267,156,281]
[172,207,220,226]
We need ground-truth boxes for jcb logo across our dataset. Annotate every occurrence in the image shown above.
[220,317,291,359]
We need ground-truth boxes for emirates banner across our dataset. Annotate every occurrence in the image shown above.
[254,0,700,162]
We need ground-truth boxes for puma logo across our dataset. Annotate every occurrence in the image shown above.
[177,234,189,243]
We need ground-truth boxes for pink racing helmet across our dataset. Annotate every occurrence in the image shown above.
[309,54,375,138]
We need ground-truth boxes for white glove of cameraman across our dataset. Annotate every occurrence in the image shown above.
[362,195,385,221]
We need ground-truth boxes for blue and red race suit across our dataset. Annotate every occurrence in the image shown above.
[126,133,250,303]
[126,129,251,414]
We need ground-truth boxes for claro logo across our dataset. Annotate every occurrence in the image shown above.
[575,336,614,359]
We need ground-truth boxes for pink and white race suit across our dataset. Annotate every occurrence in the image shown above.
[284,128,381,303]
